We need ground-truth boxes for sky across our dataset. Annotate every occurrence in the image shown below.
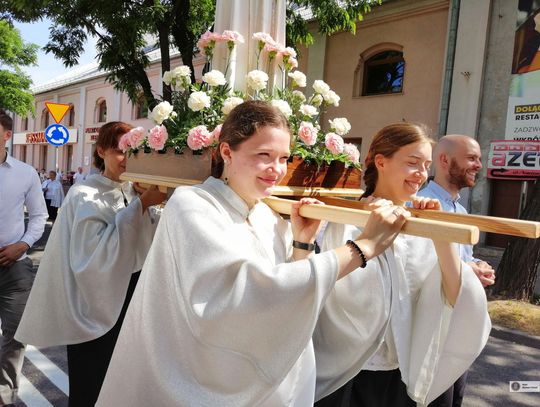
[13,18,98,87]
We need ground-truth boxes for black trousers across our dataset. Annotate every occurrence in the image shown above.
[66,272,140,407]
[44,198,58,220]
[315,369,416,407]
[0,258,35,405]
[428,372,468,407]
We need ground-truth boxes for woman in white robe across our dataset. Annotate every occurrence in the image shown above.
[313,123,491,406]
[15,122,167,407]
[96,101,410,407]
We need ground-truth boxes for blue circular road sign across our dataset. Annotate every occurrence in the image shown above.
[45,123,70,147]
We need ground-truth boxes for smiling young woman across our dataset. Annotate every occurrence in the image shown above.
[96,101,412,406]
[314,123,491,407]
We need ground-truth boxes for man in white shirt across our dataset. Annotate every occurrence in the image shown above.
[73,166,86,184]
[41,171,64,221]
[417,134,495,407]
[0,109,48,405]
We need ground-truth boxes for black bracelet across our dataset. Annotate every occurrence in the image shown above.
[346,240,367,268]
[293,240,316,251]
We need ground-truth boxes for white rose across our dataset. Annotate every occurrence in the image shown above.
[313,79,330,94]
[299,104,318,117]
[162,71,173,86]
[222,96,244,115]
[271,99,292,118]
[150,101,174,124]
[172,65,191,78]
[288,70,307,87]
[329,117,351,136]
[246,70,269,91]
[188,91,211,111]
[202,70,226,87]
[311,94,323,107]
[292,90,306,102]
[323,90,340,106]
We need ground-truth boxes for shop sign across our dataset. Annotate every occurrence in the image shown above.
[487,140,540,180]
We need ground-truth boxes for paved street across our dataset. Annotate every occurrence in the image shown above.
[10,222,539,406]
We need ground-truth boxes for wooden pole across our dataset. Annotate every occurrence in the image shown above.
[317,197,540,239]
[264,196,480,245]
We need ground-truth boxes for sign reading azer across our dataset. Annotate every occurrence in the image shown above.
[487,140,540,180]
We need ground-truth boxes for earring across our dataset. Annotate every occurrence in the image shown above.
[223,177,229,185]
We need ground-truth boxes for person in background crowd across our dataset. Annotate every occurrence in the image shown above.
[16,121,167,407]
[39,168,48,183]
[73,166,87,184]
[417,134,495,407]
[41,171,65,221]
[314,123,490,407]
[0,109,48,405]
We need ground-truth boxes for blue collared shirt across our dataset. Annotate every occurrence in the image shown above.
[416,180,478,262]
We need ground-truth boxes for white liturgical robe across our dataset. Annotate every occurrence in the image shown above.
[97,177,339,407]
[314,223,491,405]
[15,174,158,346]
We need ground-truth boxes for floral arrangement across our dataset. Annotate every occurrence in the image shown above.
[120,29,361,169]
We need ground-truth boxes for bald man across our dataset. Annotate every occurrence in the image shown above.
[417,135,494,407]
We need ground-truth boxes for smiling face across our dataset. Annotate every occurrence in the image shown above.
[221,125,290,207]
[447,138,482,189]
[373,141,432,205]
[98,145,126,182]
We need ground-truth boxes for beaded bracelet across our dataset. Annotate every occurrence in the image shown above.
[346,240,367,268]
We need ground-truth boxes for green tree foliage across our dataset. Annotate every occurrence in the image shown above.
[1,0,379,109]
[0,19,37,116]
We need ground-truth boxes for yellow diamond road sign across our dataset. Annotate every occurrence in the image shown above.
[45,102,71,124]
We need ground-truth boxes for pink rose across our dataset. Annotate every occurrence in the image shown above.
[221,30,245,44]
[325,132,344,154]
[118,133,131,152]
[210,124,222,143]
[148,125,168,151]
[298,122,318,146]
[343,143,360,163]
[127,126,146,149]
[187,125,212,150]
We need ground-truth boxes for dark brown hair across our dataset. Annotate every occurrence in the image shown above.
[0,109,13,131]
[211,100,290,178]
[93,121,133,171]
[362,122,434,198]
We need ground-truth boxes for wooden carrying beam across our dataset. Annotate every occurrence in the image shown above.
[317,197,540,239]
[264,196,480,245]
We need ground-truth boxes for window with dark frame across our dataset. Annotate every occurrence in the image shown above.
[362,51,404,96]
[42,109,50,129]
[68,106,75,126]
[135,96,148,119]
[98,100,107,123]
[22,117,28,131]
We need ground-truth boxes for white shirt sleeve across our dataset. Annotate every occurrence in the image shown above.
[20,172,48,248]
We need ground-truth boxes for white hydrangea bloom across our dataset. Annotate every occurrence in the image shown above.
[288,71,307,87]
[202,70,226,87]
[313,79,330,94]
[246,70,269,91]
[323,90,340,106]
[188,91,211,111]
[150,101,174,124]
[329,117,351,136]
[299,104,318,117]
[162,71,173,86]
